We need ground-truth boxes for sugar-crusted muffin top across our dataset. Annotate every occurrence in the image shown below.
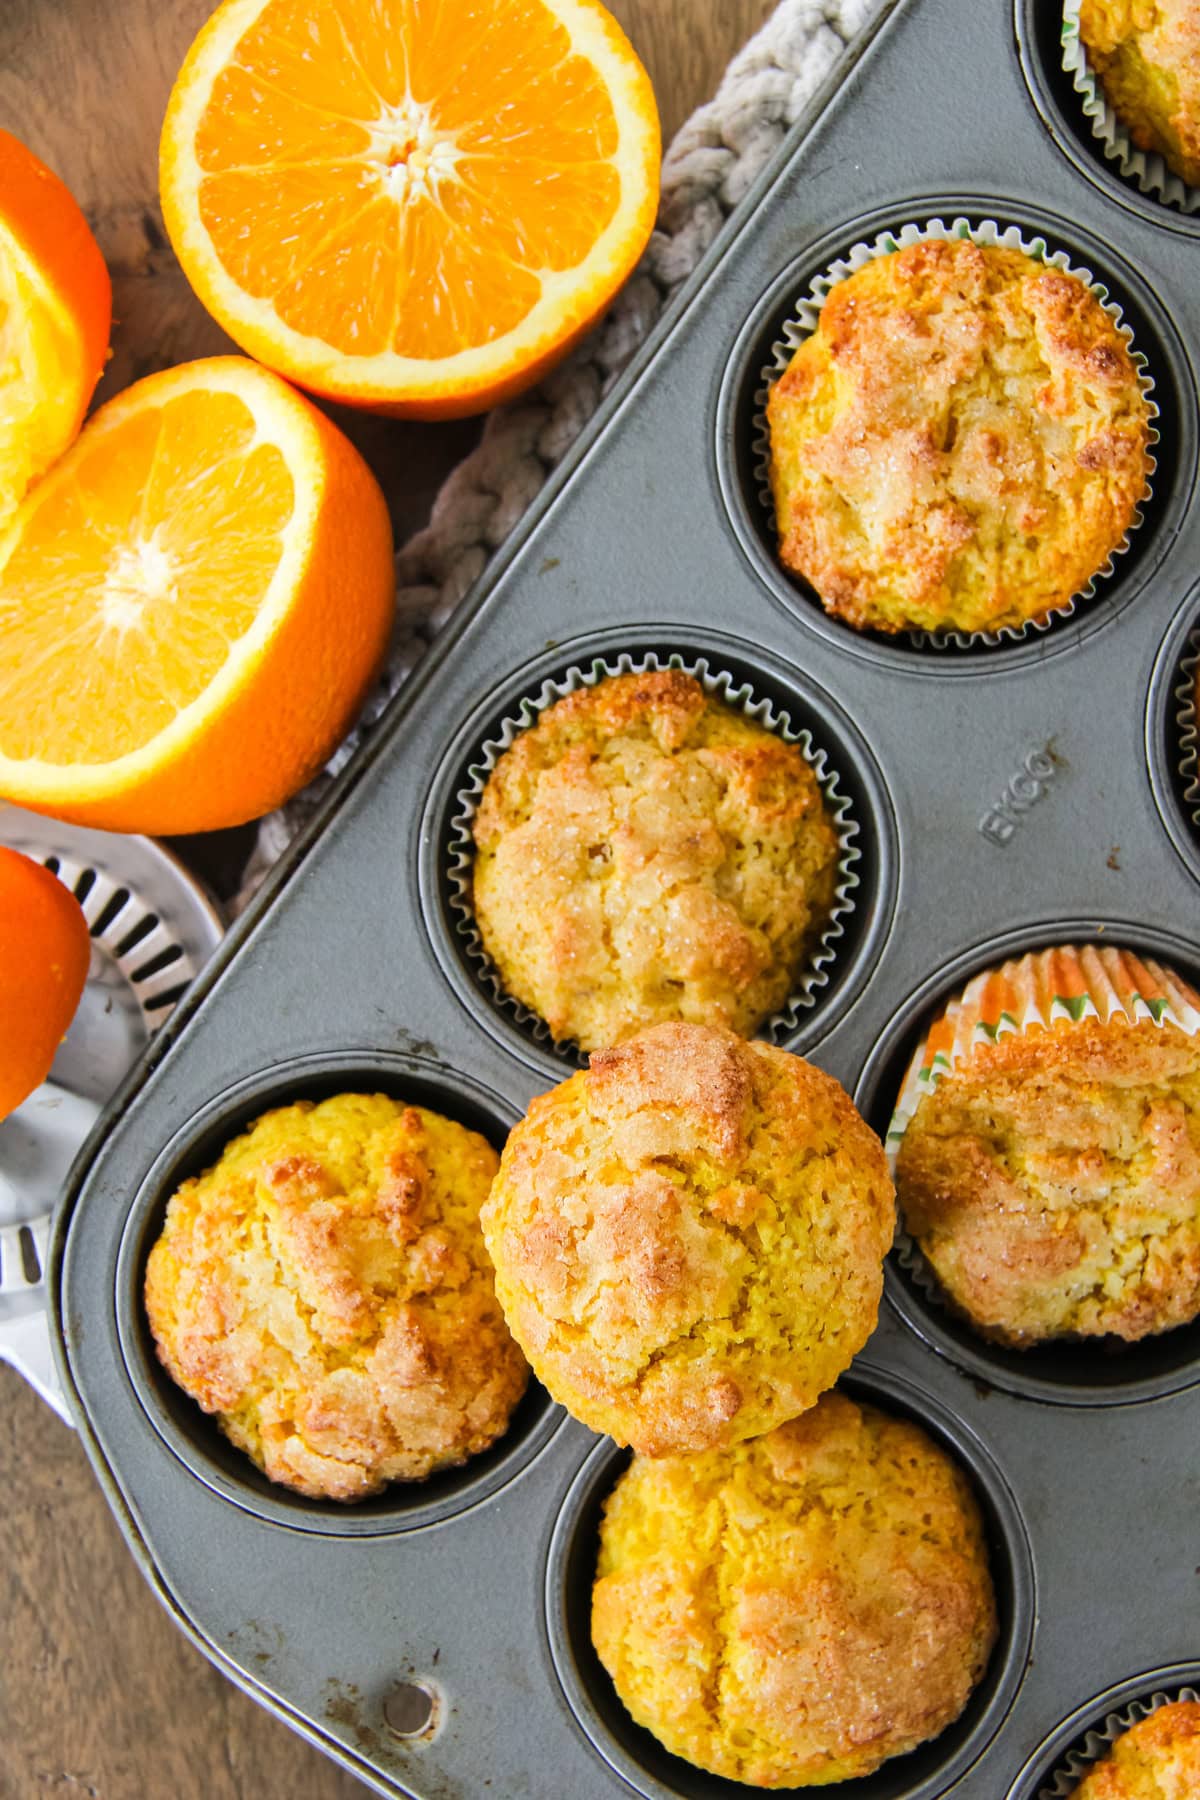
[144,1093,527,1501]
[481,1022,894,1455]
[592,1391,998,1787]
[1080,0,1200,187]
[896,1015,1200,1345]
[1071,1699,1200,1796]
[767,238,1151,636]
[471,669,840,1052]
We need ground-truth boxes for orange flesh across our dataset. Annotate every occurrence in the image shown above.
[193,0,622,359]
[0,389,293,764]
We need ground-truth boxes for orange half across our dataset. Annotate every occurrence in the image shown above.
[0,356,395,833]
[159,0,661,417]
[0,130,111,526]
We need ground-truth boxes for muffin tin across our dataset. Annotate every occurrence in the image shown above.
[46,0,1200,1794]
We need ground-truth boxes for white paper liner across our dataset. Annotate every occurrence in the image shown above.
[1038,1686,1200,1797]
[1062,0,1200,215]
[884,945,1200,1327]
[753,215,1159,650]
[446,651,862,1062]
[1172,617,1200,831]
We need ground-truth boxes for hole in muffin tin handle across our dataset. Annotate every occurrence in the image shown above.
[0,1307,70,1424]
[382,1680,440,1740]
[0,807,225,1428]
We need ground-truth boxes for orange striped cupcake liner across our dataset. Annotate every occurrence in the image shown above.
[885,944,1200,1170]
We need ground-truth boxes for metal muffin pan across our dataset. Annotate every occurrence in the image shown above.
[46,0,1200,1793]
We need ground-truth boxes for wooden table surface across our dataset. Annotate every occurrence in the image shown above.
[0,3,775,1796]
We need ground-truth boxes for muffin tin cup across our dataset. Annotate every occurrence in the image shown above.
[544,1363,1035,1800]
[1008,1668,1200,1799]
[1060,0,1200,217]
[421,627,899,1082]
[446,648,860,1067]
[1145,584,1200,886]
[752,214,1159,650]
[113,1050,564,1537]
[856,921,1200,1407]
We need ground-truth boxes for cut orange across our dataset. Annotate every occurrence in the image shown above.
[0,846,91,1120]
[0,356,395,834]
[0,130,111,527]
[159,0,660,418]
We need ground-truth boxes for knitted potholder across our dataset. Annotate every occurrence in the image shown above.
[236,0,883,910]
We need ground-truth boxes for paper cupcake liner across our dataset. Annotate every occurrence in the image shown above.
[886,944,1200,1172]
[1172,617,1200,831]
[446,651,862,1064]
[753,215,1159,650]
[1037,1685,1200,1798]
[1062,1,1200,215]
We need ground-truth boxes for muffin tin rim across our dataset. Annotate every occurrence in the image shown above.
[416,622,901,1084]
[1004,1662,1200,1800]
[1146,582,1200,889]
[542,1359,1037,1800]
[855,917,1200,1408]
[714,191,1198,676]
[112,1047,567,1539]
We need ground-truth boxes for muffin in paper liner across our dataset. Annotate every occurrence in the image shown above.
[885,943,1200,1336]
[1171,616,1200,833]
[1038,1686,1200,1798]
[886,943,1200,1166]
[445,651,861,1064]
[753,215,1159,649]
[1062,0,1200,215]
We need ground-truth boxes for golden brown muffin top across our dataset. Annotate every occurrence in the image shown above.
[144,1094,527,1501]
[766,238,1151,636]
[592,1391,998,1787]
[897,1016,1200,1345]
[1072,1699,1200,1797]
[481,1023,894,1455]
[1080,1,1200,187]
[471,670,840,1052]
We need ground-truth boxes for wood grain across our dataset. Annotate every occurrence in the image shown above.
[0,0,775,1794]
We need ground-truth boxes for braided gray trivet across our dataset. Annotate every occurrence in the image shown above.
[236,0,882,910]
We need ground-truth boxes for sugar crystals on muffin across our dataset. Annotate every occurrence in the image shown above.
[767,237,1151,637]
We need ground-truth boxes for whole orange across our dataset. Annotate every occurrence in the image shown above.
[0,846,91,1120]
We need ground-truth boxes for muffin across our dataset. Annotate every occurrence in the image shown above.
[1079,1,1200,188]
[481,1022,894,1455]
[1071,1699,1200,1796]
[766,237,1152,636]
[592,1391,998,1786]
[892,946,1200,1346]
[470,669,841,1052]
[144,1093,528,1501]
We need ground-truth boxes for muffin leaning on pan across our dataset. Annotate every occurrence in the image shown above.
[482,1020,895,1455]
